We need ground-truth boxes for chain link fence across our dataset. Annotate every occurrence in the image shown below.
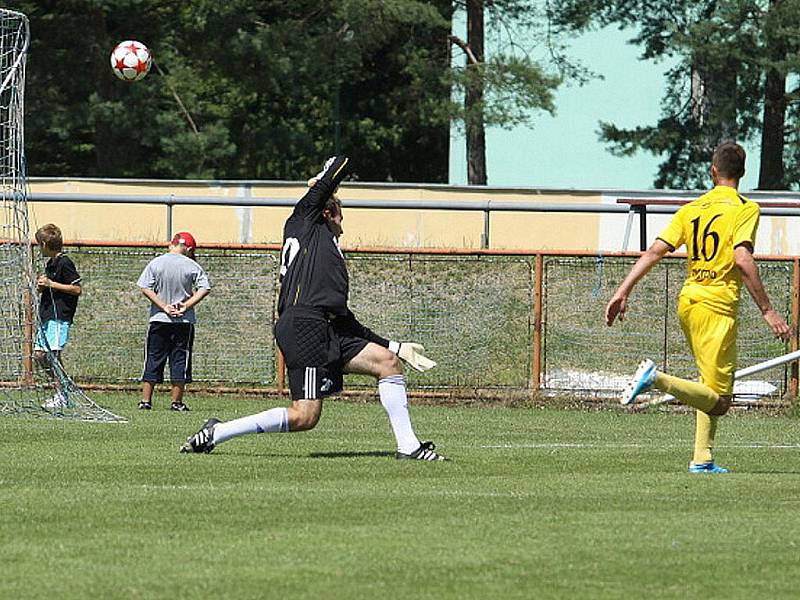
[66,246,278,385]
[543,256,795,400]
[60,244,798,402]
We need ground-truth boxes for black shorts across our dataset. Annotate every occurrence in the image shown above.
[142,322,195,384]
[274,307,369,401]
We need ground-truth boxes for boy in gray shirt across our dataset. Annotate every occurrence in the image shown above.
[136,232,211,411]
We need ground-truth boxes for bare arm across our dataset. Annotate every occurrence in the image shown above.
[173,288,210,315]
[605,239,672,326]
[734,244,791,341]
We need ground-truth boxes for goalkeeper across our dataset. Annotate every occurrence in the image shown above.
[182,156,445,460]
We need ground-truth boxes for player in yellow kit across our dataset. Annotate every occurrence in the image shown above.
[605,142,791,473]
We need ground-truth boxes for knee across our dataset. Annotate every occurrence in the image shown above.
[289,405,321,431]
[292,414,319,432]
[708,395,732,416]
[378,350,403,378]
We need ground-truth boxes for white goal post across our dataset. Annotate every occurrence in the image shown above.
[0,9,123,421]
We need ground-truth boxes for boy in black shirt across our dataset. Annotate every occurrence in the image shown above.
[34,223,82,409]
[182,157,445,460]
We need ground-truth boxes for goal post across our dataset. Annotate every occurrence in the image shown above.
[0,9,124,422]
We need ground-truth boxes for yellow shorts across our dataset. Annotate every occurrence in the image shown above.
[677,295,736,396]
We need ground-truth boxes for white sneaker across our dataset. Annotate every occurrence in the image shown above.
[42,392,68,410]
[621,359,657,405]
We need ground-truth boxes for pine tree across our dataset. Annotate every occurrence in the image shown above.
[549,0,800,189]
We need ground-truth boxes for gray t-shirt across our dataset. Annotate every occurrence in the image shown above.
[137,252,211,324]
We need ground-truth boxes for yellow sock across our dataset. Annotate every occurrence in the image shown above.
[693,410,718,465]
[653,372,719,413]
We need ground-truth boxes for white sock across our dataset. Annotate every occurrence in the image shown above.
[212,407,288,445]
[378,374,420,454]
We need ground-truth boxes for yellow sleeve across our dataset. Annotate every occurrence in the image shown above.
[733,202,760,248]
[657,208,685,250]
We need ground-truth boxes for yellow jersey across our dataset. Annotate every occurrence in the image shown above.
[657,185,760,316]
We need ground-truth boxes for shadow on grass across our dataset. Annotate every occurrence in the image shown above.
[308,450,394,459]
[739,469,800,475]
[205,449,395,459]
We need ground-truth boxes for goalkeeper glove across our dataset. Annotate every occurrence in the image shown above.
[307,157,337,187]
[388,341,437,372]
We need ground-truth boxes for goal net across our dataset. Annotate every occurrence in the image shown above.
[0,9,123,422]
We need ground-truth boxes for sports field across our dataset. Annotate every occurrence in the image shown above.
[3,393,800,599]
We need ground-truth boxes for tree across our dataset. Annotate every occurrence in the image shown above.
[549,0,800,189]
[7,0,455,182]
[757,0,798,189]
[9,1,576,185]
[334,0,455,182]
[465,0,487,185]
[448,0,567,184]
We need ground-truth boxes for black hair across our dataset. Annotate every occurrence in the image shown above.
[324,195,342,216]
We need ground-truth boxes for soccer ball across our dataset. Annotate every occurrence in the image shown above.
[110,40,152,82]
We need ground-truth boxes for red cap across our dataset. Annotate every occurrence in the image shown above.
[171,231,196,250]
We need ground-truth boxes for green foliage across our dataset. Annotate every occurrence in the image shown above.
[549,0,800,189]
[5,1,580,183]
[449,54,560,131]
[448,1,586,134]
[7,0,454,182]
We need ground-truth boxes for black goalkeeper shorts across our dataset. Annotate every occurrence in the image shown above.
[274,307,368,401]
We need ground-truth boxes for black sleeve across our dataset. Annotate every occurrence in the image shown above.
[293,156,351,221]
[343,309,390,348]
[57,256,81,286]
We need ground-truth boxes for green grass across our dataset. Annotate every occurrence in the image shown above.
[3,394,800,599]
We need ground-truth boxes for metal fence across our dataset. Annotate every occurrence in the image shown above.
[52,243,799,402]
[27,188,800,251]
[542,255,796,399]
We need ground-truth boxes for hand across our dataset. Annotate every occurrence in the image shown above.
[605,294,627,326]
[309,157,337,186]
[393,342,437,372]
[37,275,51,291]
[763,309,791,342]
[164,303,182,318]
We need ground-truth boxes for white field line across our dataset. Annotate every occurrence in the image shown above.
[136,483,538,499]
[478,442,800,450]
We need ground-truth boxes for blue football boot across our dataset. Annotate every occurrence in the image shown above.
[688,462,730,474]
[621,359,657,405]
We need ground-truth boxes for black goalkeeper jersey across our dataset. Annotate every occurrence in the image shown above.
[278,156,352,316]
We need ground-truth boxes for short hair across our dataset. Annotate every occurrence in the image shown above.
[712,142,746,180]
[325,195,342,217]
[35,223,63,252]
